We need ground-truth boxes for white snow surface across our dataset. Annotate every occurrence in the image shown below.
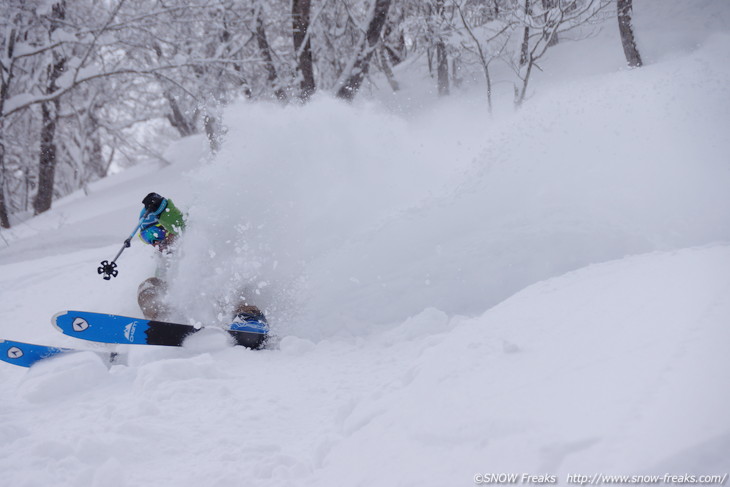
[1,2,729,485]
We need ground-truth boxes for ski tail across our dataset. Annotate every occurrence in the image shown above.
[0,339,123,368]
[0,339,70,367]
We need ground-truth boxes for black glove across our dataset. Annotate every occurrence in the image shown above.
[142,192,165,212]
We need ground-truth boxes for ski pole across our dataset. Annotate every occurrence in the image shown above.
[98,218,145,280]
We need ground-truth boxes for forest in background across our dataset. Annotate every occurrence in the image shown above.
[0,0,641,228]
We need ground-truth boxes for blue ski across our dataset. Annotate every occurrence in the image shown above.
[0,339,122,368]
[53,310,269,349]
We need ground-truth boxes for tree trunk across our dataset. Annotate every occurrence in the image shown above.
[377,47,399,92]
[336,0,392,101]
[79,108,107,181]
[0,116,9,230]
[451,55,462,89]
[1,29,16,227]
[383,19,406,66]
[436,40,449,96]
[617,0,642,67]
[516,54,534,107]
[87,113,106,178]
[33,2,67,215]
[34,96,61,215]
[0,155,9,228]
[292,0,316,101]
[255,10,287,102]
[542,0,559,47]
[519,0,531,66]
[435,0,449,96]
[165,92,196,137]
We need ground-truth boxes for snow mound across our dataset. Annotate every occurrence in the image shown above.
[305,246,730,483]
[19,351,109,402]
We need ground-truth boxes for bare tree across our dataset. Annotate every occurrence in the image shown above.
[253,4,287,102]
[0,20,18,228]
[293,0,316,100]
[336,0,393,101]
[0,160,9,227]
[382,8,407,67]
[33,1,67,215]
[376,47,400,91]
[519,0,532,67]
[455,1,511,114]
[434,0,450,96]
[512,0,612,107]
[617,0,642,67]
[165,90,197,137]
[542,0,560,46]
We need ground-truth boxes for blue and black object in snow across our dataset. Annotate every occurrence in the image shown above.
[53,310,269,349]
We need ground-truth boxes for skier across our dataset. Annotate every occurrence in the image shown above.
[135,192,266,326]
[135,192,185,320]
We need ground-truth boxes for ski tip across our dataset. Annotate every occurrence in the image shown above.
[50,310,70,332]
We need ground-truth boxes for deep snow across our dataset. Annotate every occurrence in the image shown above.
[1,1,729,485]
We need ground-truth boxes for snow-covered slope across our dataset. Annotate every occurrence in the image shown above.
[1,1,729,485]
[1,246,728,486]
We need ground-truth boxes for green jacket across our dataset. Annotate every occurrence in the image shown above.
[157,198,186,236]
